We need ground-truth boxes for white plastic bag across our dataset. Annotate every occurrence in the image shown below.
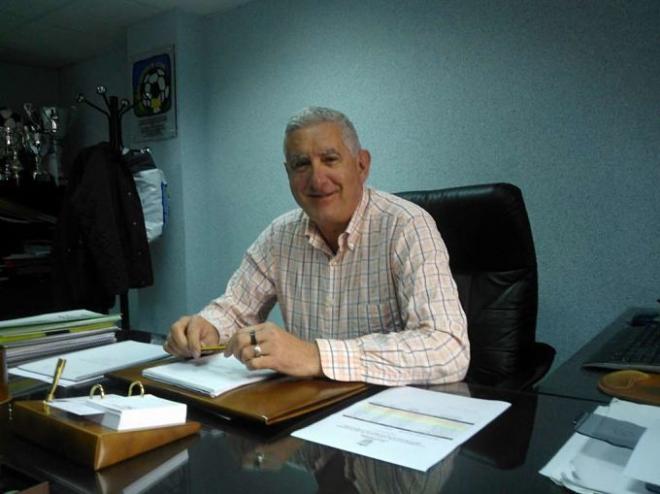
[132,167,168,243]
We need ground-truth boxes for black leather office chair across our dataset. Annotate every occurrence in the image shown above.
[396,183,555,390]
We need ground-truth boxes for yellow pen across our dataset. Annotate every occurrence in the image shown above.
[200,344,227,354]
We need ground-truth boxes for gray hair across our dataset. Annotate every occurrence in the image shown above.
[284,106,361,155]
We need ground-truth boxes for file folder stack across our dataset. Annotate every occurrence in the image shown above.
[0,310,121,367]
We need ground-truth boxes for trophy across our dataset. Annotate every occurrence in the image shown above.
[22,103,51,182]
[1,126,23,184]
[0,107,23,183]
[41,106,72,186]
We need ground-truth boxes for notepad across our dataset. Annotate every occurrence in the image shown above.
[142,354,275,397]
[49,394,187,431]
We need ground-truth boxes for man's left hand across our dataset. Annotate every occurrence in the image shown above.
[224,322,323,378]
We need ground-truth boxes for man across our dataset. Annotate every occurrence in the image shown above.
[165,107,469,385]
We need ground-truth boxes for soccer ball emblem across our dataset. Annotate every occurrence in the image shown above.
[139,65,170,114]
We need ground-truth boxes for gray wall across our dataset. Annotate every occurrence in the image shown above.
[58,0,659,367]
[0,62,59,111]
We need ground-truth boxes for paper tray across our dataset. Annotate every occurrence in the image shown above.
[12,400,201,470]
[108,360,369,425]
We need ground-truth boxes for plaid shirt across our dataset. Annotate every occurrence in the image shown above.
[200,188,469,385]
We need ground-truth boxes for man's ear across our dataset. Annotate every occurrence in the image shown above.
[357,149,371,182]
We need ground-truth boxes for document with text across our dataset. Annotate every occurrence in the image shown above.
[292,386,510,471]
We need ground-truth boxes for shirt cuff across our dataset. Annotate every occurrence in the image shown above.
[316,338,363,382]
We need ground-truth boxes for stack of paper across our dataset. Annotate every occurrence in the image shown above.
[540,398,660,493]
[49,394,187,431]
[10,340,169,386]
[143,354,275,397]
[0,310,121,366]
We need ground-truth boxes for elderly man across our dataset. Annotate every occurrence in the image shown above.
[165,106,469,385]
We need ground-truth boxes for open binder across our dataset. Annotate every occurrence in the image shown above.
[12,378,201,470]
[109,359,370,425]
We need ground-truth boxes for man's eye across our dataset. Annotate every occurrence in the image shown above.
[289,159,310,170]
[323,155,339,164]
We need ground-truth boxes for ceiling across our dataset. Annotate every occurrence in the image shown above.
[0,0,253,69]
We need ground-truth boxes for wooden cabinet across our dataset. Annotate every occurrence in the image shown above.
[0,181,63,319]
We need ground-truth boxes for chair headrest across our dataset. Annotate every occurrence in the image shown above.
[396,183,536,271]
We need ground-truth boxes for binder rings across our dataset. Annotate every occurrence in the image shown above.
[109,360,370,425]
[12,400,200,470]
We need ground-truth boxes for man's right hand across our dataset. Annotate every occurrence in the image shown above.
[164,315,220,359]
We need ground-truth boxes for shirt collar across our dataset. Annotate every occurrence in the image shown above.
[340,186,369,251]
[303,186,370,253]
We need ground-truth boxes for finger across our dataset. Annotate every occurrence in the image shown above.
[185,316,208,359]
[225,328,256,359]
[245,354,273,371]
[167,316,192,357]
[224,332,245,359]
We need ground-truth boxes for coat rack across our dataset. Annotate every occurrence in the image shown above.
[76,86,138,332]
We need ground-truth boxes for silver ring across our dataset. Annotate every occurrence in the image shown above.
[253,344,262,358]
[250,329,257,346]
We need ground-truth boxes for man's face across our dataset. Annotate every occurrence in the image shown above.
[284,122,370,239]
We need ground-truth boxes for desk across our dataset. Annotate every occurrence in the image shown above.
[0,379,595,493]
[536,307,654,403]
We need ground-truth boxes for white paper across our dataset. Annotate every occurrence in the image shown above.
[47,396,106,416]
[143,354,275,397]
[48,394,187,431]
[623,420,660,487]
[0,309,105,328]
[292,386,510,472]
[8,367,99,387]
[12,341,168,381]
[540,399,660,494]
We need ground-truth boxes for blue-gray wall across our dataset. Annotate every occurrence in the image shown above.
[58,0,659,367]
[0,62,59,111]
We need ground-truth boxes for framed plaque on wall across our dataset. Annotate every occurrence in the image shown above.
[130,46,176,141]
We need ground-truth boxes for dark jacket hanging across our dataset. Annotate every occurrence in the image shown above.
[52,142,153,312]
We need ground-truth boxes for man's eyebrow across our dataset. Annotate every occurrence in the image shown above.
[286,154,308,164]
[320,148,340,156]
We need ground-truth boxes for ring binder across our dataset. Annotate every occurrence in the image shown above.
[89,383,105,399]
[128,380,145,397]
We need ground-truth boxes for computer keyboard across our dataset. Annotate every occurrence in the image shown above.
[582,319,660,372]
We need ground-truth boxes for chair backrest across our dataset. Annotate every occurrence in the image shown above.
[396,183,540,386]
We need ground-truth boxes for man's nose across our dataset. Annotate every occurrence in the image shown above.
[308,161,329,189]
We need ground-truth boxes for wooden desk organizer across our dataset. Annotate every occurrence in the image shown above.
[11,400,200,470]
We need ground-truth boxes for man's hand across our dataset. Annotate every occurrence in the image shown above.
[164,315,220,359]
[224,322,323,378]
